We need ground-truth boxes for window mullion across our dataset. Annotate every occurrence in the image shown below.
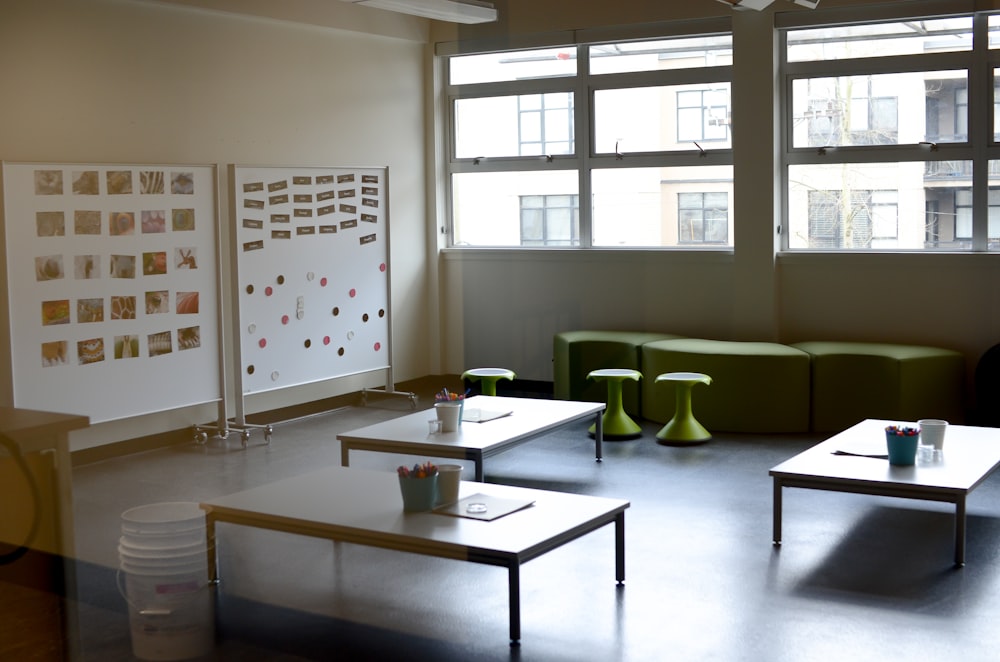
[971,12,990,251]
[578,43,593,248]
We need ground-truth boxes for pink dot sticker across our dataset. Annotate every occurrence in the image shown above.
[323,336,330,345]
[281,315,289,325]
[258,338,267,348]
[379,263,386,272]
[265,286,273,296]
[374,342,381,351]
[320,277,328,287]
[349,288,357,298]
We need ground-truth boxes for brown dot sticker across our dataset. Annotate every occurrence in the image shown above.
[332,307,340,316]
[246,284,254,295]
[247,365,255,374]
[304,338,311,348]
[362,313,369,323]
[379,309,385,318]
[277,274,285,285]
[338,347,345,356]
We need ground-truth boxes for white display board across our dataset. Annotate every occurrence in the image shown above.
[2,162,222,423]
[230,165,391,398]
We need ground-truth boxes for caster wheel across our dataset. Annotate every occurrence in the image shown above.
[241,431,250,448]
[264,425,273,445]
[194,430,208,444]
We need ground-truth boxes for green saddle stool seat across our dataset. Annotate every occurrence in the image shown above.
[462,367,515,396]
[655,372,713,445]
[587,368,643,439]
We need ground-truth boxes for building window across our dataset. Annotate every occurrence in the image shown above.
[784,13,1000,251]
[678,192,729,243]
[446,31,734,248]
[520,194,579,246]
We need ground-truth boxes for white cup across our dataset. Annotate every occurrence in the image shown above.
[436,464,463,505]
[435,402,462,433]
[918,419,948,451]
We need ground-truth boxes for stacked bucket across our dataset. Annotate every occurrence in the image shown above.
[118,502,214,661]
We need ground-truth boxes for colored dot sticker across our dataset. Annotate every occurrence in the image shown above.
[332,307,340,316]
[379,309,385,318]
[265,286,273,296]
[258,338,267,348]
[306,272,315,281]
[379,263,386,272]
[374,342,381,351]
[362,313,369,322]
[304,339,312,348]
[349,288,357,298]
[281,315,289,325]
[247,365,255,375]
[277,275,285,285]
[323,336,330,345]
[246,285,254,295]
[338,347,345,356]
[271,371,279,381]
[320,277,328,287]
[347,330,355,341]
[248,323,256,334]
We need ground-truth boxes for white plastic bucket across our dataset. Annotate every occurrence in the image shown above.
[118,502,213,660]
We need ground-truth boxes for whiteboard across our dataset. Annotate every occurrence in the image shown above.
[2,162,222,423]
[230,165,391,397]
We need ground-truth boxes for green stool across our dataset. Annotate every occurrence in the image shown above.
[462,368,515,396]
[655,372,712,445]
[587,368,642,439]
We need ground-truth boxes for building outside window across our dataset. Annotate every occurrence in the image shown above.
[446,31,734,248]
[678,192,729,244]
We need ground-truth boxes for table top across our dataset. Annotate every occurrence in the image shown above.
[337,395,604,453]
[770,418,1000,495]
[200,466,628,559]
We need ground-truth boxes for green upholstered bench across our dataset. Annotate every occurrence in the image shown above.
[554,331,682,418]
[791,341,966,432]
[640,338,812,434]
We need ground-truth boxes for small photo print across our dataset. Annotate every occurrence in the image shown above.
[78,337,105,365]
[107,170,133,195]
[178,325,201,350]
[142,251,167,275]
[41,341,68,367]
[114,334,139,359]
[74,210,102,235]
[148,331,172,357]
[35,255,64,281]
[145,290,169,314]
[176,291,199,314]
[75,255,100,279]
[110,295,136,320]
[171,171,194,194]
[110,211,135,236]
[34,170,63,195]
[172,208,194,231]
[109,254,136,279]
[72,170,100,195]
[174,247,197,269]
[140,171,165,194]
[41,299,70,326]
[77,298,104,323]
[141,210,166,234]
[36,211,65,236]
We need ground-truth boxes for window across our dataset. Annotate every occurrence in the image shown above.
[520,195,579,246]
[446,31,734,248]
[678,192,729,244]
[783,14,1000,251]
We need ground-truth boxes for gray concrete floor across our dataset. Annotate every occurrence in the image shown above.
[29,381,1000,660]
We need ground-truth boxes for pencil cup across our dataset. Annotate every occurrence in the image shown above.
[398,474,438,512]
[435,464,463,506]
[886,432,918,466]
[435,402,462,433]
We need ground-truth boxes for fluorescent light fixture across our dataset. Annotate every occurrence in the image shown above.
[715,0,819,9]
[341,0,498,24]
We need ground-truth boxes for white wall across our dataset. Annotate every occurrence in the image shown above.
[0,0,432,449]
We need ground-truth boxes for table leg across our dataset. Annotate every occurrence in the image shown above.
[772,478,782,545]
[206,514,219,583]
[474,457,484,482]
[340,443,351,467]
[508,563,521,646]
[595,412,603,462]
[955,497,967,567]
[615,511,625,584]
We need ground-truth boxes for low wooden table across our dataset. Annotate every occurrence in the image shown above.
[200,467,629,644]
[770,418,1000,566]
[338,395,606,481]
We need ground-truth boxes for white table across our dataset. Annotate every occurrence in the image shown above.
[770,418,1000,566]
[200,467,629,644]
[338,395,606,481]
